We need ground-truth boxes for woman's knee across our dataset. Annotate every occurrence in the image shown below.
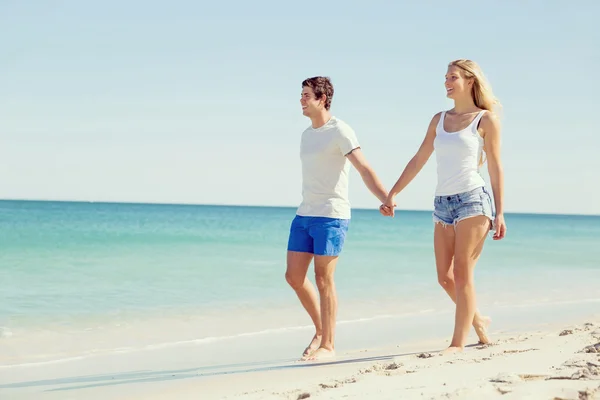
[438,273,454,289]
[452,259,474,287]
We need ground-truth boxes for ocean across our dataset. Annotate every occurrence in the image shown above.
[1,200,599,367]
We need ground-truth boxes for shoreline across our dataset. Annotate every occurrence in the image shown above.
[3,295,600,369]
[1,310,599,399]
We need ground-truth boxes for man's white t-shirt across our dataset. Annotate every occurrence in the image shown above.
[296,117,360,220]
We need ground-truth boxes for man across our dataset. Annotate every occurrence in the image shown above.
[286,76,391,361]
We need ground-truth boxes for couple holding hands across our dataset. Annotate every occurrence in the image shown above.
[286,59,506,361]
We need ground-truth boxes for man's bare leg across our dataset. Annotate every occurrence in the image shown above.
[434,223,491,345]
[305,255,339,361]
[285,251,322,358]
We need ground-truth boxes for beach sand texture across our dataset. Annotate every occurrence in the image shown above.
[2,319,599,399]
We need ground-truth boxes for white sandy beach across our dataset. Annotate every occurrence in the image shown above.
[155,321,600,400]
[2,314,600,400]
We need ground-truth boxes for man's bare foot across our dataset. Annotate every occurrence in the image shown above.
[474,316,492,344]
[440,346,463,356]
[305,347,335,361]
[301,334,321,360]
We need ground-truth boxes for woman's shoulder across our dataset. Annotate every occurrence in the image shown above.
[479,109,501,137]
[431,111,445,122]
[480,109,500,124]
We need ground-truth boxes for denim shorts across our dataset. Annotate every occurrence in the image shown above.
[433,186,495,228]
[287,215,349,256]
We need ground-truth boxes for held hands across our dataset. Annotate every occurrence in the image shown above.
[493,213,507,240]
[379,196,396,217]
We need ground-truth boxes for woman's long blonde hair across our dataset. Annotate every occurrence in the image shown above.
[449,59,501,113]
[449,59,501,166]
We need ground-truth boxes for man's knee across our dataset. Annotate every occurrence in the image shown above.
[285,271,305,290]
[315,273,334,292]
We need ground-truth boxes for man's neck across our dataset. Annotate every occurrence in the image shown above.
[310,111,332,129]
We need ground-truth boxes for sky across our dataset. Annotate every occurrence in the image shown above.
[1,1,598,215]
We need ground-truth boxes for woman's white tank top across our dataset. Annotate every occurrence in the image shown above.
[433,110,487,196]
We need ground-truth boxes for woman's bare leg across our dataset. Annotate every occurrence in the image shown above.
[434,222,491,345]
[442,216,490,354]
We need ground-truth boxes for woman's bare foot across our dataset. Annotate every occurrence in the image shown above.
[474,316,492,344]
[305,347,335,361]
[440,346,463,356]
[300,334,321,360]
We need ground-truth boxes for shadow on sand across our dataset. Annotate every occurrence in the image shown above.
[0,348,444,393]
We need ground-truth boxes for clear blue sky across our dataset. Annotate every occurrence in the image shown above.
[1,1,598,215]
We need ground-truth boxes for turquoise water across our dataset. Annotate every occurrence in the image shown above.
[1,200,599,364]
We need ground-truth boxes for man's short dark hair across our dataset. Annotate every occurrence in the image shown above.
[302,76,334,110]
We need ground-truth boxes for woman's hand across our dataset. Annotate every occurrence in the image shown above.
[493,213,506,240]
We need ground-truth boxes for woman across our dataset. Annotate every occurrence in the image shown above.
[380,59,506,354]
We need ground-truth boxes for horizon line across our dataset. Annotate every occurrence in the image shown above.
[0,197,598,218]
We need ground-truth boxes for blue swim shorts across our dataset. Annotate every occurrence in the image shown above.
[287,215,349,256]
[433,186,495,228]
